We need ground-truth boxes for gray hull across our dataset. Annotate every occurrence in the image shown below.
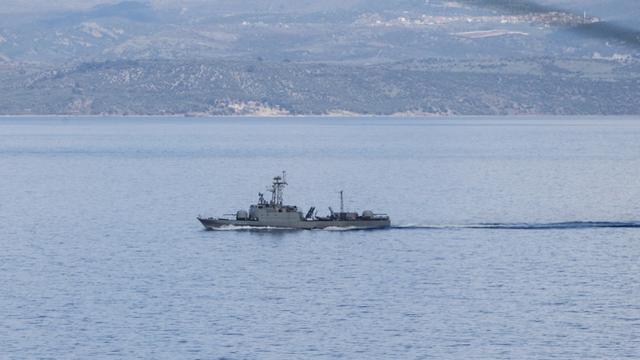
[198,172,390,231]
[198,217,390,230]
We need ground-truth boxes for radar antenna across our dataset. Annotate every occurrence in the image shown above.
[269,171,287,206]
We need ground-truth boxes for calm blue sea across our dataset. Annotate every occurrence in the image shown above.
[1,116,639,359]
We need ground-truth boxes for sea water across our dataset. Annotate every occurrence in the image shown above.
[1,116,639,359]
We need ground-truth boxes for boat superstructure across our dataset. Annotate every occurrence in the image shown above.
[198,172,390,230]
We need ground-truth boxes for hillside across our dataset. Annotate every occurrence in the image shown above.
[2,58,638,115]
[0,1,638,115]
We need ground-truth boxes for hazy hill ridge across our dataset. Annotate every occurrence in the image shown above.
[2,58,638,116]
[0,0,639,115]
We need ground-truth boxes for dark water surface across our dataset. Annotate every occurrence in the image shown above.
[1,116,639,359]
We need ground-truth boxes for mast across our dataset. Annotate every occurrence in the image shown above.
[269,171,287,206]
[339,190,344,213]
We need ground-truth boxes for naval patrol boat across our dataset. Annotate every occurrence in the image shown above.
[197,172,390,230]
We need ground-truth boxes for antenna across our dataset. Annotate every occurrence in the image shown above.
[269,171,288,206]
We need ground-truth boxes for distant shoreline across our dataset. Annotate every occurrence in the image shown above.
[0,114,638,119]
